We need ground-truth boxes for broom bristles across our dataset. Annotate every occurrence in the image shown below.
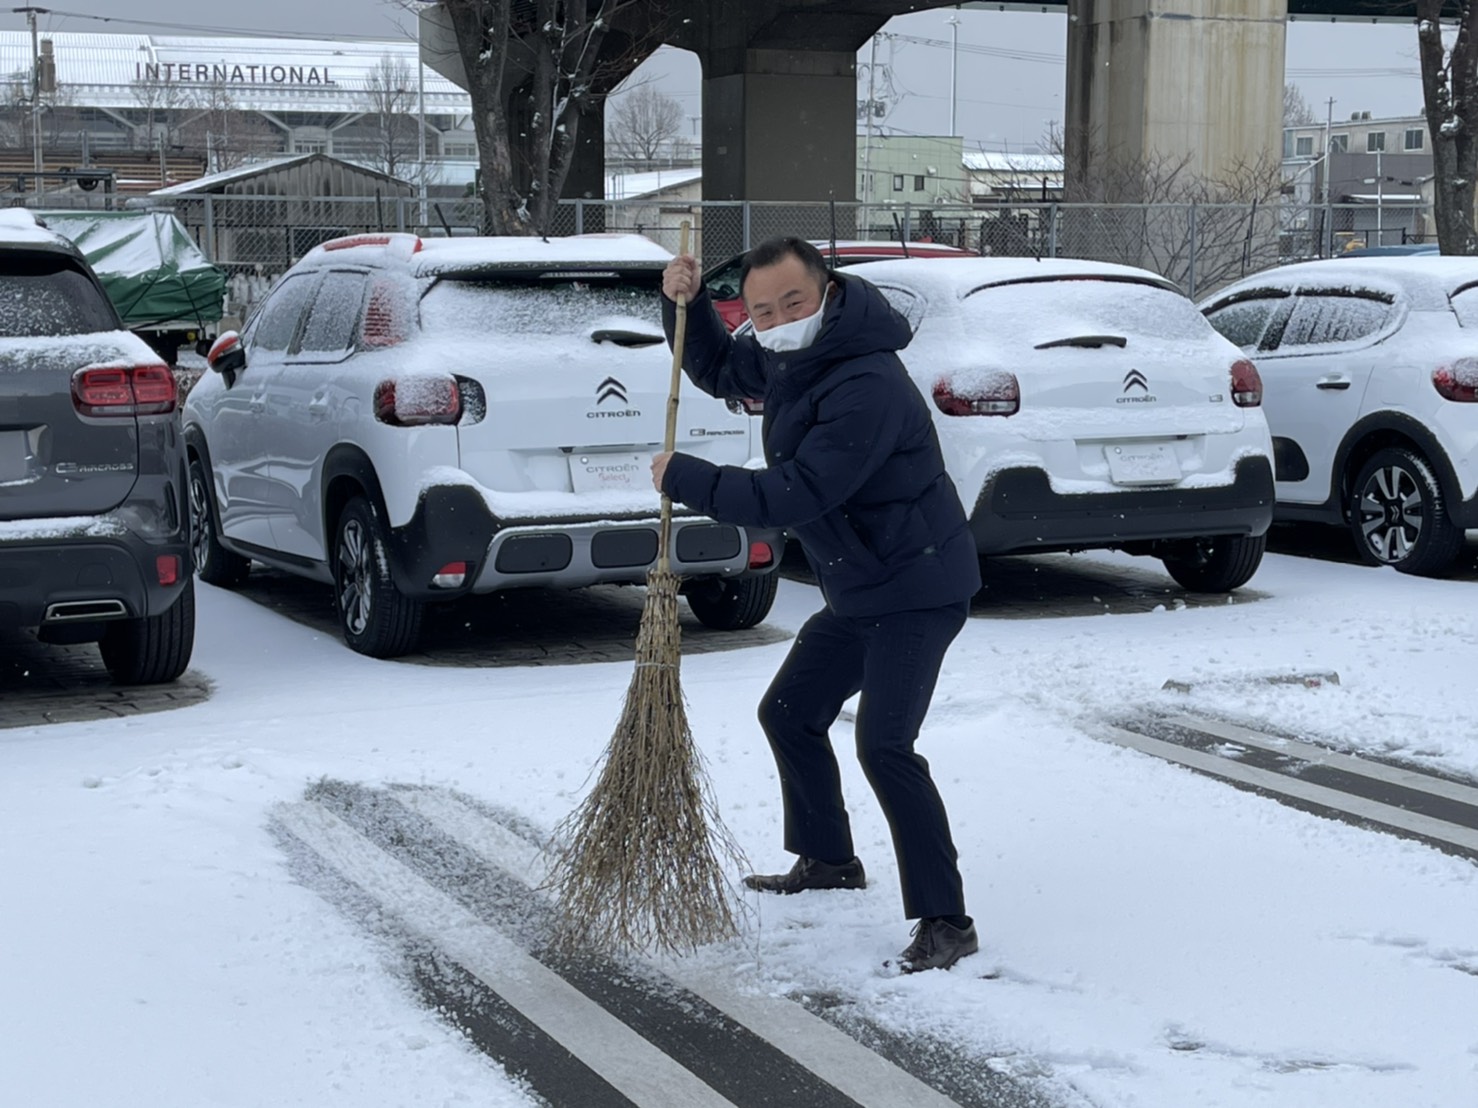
[544,569,747,956]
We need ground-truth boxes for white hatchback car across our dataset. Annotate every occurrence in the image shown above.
[184,233,782,657]
[835,257,1277,591]
[1202,258,1478,575]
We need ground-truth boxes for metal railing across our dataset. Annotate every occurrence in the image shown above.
[16,191,1433,318]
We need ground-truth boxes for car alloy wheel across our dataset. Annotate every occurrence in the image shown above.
[337,515,374,637]
[1349,446,1465,576]
[332,495,422,657]
[1356,463,1423,564]
[186,456,250,587]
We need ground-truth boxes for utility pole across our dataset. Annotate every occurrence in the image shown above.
[416,14,428,228]
[22,7,48,192]
[861,34,878,236]
[946,14,960,138]
[1324,97,1335,256]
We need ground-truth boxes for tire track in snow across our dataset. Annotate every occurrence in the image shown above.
[271,781,1062,1108]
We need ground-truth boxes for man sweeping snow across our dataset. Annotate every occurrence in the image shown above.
[652,237,982,973]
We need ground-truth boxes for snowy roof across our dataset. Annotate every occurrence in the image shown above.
[840,255,1177,294]
[604,168,702,201]
[411,234,674,273]
[1207,255,1478,310]
[962,152,1064,174]
[0,208,68,248]
[0,31,471,115]
[149,153,409,196]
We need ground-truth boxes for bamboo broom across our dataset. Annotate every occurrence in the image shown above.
[545,222,746,956]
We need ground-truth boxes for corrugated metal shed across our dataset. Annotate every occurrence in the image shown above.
[150,153,414,198]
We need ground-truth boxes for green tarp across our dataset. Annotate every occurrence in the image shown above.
[38,210,227,330]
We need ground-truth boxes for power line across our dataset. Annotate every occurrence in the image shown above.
[3,6,415,42]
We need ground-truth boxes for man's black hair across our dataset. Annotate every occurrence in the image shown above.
[739,237,832,301]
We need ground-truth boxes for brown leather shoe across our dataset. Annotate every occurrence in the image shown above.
[743,855,866,894]
[898,917,979,973]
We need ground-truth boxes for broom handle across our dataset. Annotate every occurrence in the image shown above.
[658,221,691,574]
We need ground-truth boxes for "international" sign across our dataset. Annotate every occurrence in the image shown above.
[136,63,335,86]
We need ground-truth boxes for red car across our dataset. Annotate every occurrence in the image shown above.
[702,239,972,330]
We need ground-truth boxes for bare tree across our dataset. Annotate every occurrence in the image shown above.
[607,84,683,169]
[131,72,186,150]
[438,0,656,235]
[362,53,423,180]
[1416,0,1478,254]
[1284,83,1317,128]
[175,83,279,172]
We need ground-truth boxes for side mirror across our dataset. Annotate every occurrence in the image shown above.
[207,331,246,376]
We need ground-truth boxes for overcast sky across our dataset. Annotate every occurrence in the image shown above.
[0,2,1433,151]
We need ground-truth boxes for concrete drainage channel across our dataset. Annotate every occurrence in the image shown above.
[272,781,1067,1108]
[1101,708,1478,863]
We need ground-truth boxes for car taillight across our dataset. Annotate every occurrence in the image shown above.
[1230,359,1263,408]
[1433,358,1478,402]
[72,364,177,417]
[156,555,181,586]
[725,397,765,416]
[374,377,462,426]
[748,541,774,569]
[362,282,406,348]
[932,372,1020,416]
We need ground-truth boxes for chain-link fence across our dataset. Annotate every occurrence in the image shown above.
[20,191,1435,319]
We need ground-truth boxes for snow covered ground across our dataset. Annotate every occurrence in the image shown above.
[2,546,1476,1107]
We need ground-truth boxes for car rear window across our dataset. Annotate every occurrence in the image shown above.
[0,254,117,337]
[420,271,664,336]
[963,277,1212,342]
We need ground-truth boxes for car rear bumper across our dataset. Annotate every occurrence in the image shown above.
[0,528,191,631]
[384,485,784,599]
[968,455,1276,555]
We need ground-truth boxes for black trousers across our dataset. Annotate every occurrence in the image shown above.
[756,601,970,920]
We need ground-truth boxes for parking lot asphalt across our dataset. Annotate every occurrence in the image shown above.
[9,524,1476,732]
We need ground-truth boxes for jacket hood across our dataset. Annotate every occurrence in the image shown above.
[748,272,913,394]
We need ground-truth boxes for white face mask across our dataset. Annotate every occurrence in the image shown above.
[752,295,828,352]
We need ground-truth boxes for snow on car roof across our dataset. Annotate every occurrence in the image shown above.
[842,255,1181,295]
[0,208,69,248]
[412,233,673,274]
[1204,255,1478,311]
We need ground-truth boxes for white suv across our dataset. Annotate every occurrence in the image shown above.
[184,233,781,657]
[1202,257,1478,576]
[836,257,1277,591]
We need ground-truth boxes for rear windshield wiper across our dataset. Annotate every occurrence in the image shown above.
[591,329,665,347]
[1034,334,1128,350]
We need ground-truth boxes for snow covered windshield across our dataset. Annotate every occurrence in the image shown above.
[0,256,116,338]
[962,277,1212,343]
[419,272,664,337]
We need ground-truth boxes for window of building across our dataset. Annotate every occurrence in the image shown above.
[1329,134,1349,154]
[892,174,904,192]
[913,175,926,191]
[1295,136,1314,157]
[441,142,477,158]
[1367,131,1386,153]
[1404,128,1425,151]
[1282,130,1294,159]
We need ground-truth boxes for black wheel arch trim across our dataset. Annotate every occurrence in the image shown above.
[1329,412,1475,526]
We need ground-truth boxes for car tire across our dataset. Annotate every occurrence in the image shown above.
[1348,447,1466,576]
[685,573,778,631]
[1161,534,1266,592]
[334,495,422,658]
[188,456,251,587]
[99,577,196,685]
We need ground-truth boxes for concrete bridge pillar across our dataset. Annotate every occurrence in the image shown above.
[1065,0,1288,201]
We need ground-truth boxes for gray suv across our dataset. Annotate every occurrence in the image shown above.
[0,209,194,684]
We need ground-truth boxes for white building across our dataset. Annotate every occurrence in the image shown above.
[0,31,477,193]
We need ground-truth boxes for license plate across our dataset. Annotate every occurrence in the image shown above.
[568,451,651,494]
[0,430,31,483]
[1105,441,1180,486]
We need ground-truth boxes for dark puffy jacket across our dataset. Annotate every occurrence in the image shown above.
[660,272,980,617]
